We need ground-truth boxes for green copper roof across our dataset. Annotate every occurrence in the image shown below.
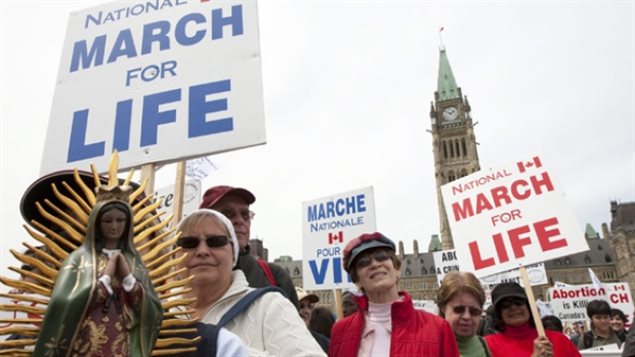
[437,48,460,101]
[585,223,600,239]
[428,234,442,252]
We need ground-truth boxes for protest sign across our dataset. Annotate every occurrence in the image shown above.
[154,179,201,220]
[412,300,439,315]
[433,248,548,287]
[41,0,265,174]
[441,155,588,278]
[549,282,634,324]
[302,187,376,290]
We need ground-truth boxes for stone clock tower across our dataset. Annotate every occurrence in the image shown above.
[430,47,481,250]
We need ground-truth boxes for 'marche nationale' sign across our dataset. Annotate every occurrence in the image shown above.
[442,155,588,278]
[41,0,265,174]
[302,187,376,290]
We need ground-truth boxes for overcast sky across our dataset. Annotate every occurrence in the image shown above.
[1,1,633,278]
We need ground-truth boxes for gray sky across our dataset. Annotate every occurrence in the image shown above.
[1,0,634,279]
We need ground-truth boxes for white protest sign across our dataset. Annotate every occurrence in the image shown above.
[412,300,439,315]
[154,179,201,220]
[41,0,265,174]
[433,249,547,287]
[548,282,634,323]
[441,155,588,278]
[302,187,376,290]
[185,157,219,180]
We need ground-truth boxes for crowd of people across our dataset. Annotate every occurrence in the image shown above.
[3,176,635,357]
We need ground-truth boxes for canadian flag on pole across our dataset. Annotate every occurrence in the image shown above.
[439,26,444,32]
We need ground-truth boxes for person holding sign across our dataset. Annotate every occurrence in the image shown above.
[329,232,459,357]
[484,282,580,357]
[436,271,492,357]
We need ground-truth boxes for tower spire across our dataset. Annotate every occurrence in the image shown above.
[436,47,460,102]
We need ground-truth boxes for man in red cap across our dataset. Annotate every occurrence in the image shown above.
[199,185,299,309]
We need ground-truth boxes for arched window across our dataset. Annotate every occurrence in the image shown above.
[421,267,427,275]
[462,138,467,156]
[564,257,571,265]
[455,140,460,157]
[584,255,592,264]
[293,267,300,276]
[450,141,454,157]
[405,268,411,276]
[605,254,612,263]
[598,245,603,251]
[443,141,448,159]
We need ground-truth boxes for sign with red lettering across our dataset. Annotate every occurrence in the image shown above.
[548,283,633,326]
[441,155,588,277]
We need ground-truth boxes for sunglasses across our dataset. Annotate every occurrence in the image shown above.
[354,249,390,269]
[451,305,483,317]
[176,235,230,249]
[219,208,255,222]
[499,298,526,310]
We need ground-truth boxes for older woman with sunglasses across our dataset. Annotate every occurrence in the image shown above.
[436,271,492,357]
[485,282,580,357]
[176,209,325,356]
[329,232,459,357]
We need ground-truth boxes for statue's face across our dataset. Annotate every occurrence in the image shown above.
[100,208,127,243]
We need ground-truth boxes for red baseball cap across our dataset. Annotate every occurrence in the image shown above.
[199,185,256,209]
[343,232,395,273]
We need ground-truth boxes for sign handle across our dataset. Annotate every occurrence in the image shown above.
[333,289,343,320]
[140,164,156,196]
[171,161,186,228]
[519,266,545,336]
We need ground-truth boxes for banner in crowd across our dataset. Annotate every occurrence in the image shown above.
[154,179,201,220]
[432,248,548,287]
[41,0,265,174]
[441,155,588,277]
[549,282,633,325]
[302,187,376,290]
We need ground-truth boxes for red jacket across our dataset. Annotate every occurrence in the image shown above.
[485,323,581,357]
[329,292,459,357]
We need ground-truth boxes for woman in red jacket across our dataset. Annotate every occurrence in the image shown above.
[328,232,459,357]
[484,282,581,357]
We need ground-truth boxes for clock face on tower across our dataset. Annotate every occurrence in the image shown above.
[442,107,459,122]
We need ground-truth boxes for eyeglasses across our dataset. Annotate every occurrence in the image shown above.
[451,305,483,317]
[176,235,231,249]
[354,249,390,269]
[499,298,526,310]
[219,208,255,222]
[299,302,315,310]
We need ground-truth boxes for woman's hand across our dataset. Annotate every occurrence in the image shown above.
[531,335,553,357]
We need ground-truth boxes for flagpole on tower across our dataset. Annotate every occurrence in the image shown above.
[439,26,445,50]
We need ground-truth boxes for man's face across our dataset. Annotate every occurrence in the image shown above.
[213,195,252,249]
[299,299,314,325]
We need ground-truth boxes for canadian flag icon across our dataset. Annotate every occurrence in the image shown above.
[517,156,542,173]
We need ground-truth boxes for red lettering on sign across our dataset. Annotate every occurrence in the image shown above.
[534,217,567,251]
[451,172,555,222]
[467,217,568,271]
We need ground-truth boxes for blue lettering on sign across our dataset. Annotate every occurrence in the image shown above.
[70,5,244,73]
[66,79,233,163]
[307,194,367,222]
[189,80,233,137]
[140,89,181,146]
[308,257,351,285]
[84,0,190,29]
[67,109,106,162]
